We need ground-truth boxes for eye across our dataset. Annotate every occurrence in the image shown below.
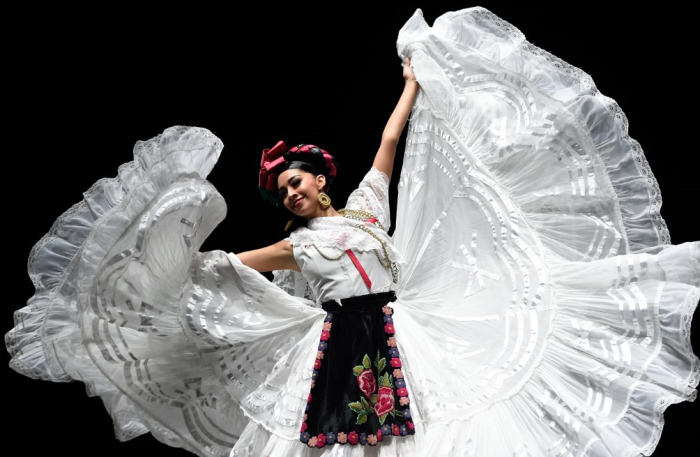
[291,178,302,187]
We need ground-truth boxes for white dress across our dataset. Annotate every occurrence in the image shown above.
[6,7,699,457]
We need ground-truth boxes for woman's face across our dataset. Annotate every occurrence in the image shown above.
[277,169,326,218]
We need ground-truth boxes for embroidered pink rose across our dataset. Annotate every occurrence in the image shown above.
[357,369,377,399]
[300,422,307,432]
[314,359,322,370]
[390,357,402,368]
[376,428,383,442]
[382,305,393,315]
[396,387,408,397]
[399,396,410,406]
[387,337,397,347]
[317,350,324,360]
[323,322,332,331]
[308,436,317,447]
[384,323,395,334]
[367,434,378,445]
[393,368,403,378]
[320,330,331,341]
[337,432,347,444]
[407,421,415,431]
[374,386,395,417]
[348,431,359,445]
[392,424,400,436]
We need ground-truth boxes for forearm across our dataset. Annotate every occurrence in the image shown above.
[373,78,419,179]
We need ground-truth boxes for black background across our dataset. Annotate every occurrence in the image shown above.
[5,2,698,456]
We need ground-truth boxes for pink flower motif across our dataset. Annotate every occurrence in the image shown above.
[316,434,326,448]
[374,386,395,417]
[337,432,347,444]
[392,424,400,436]
[357,369,377,399]
[367,434,378,445]
[387,337,397,347]
[304,414,308,421]
[384,324,395,334]
[390,357,402,368]
[348,431,359,445]
[317,351,324,360]
[308,393,313,402]
[393,368,403,378]
[314,359,322,370]
[320,331,331,341]
[310,380,316,389]
[407,421,415,431]
[396,387,408,397]
[300,422,307,432]
[382,305,393,315]
[399,396,410,406]
[323,322,332,331]
[308,436,317,447]
[376,428,383,441]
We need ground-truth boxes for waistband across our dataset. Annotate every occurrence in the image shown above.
[321,291,397,312]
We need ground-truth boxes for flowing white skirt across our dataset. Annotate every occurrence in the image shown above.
[6,7,699,457]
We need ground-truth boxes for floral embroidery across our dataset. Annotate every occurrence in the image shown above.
[349,352,394,425]
[301,305,415,448]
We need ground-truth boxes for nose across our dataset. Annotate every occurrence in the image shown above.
[285,190,298,205]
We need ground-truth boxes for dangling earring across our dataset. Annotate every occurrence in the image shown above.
[284,217,295,231]
[318,192,331,209]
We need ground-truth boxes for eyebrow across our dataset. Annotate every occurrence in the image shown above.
[278,174,302,195]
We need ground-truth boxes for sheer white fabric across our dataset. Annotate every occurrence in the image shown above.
[6,7,699,457]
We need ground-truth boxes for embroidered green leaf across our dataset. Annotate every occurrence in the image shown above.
[395,409,404,418]
[353,365,364,377]
[377,357,386,373]
[379,412,388,425]
[348,401,364,413]
[380,373,390,387]
[362,354,371,369]
[360,396,370,412]
[370,394,377,406]
[356,412,368,425]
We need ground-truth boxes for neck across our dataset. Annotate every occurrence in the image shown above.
[307,205,340,220]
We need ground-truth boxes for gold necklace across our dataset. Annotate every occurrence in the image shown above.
[312,209,398,282]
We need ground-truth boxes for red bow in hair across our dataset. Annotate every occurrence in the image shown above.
[259,140,288,194]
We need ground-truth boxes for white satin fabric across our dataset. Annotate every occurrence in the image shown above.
[6,7,699,457]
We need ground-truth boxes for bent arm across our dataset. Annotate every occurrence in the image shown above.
[373,57,419,180]
[237,239,300,273]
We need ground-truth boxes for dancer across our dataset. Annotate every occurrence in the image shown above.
[6,6,698,457]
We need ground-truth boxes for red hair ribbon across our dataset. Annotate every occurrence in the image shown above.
[259,140,288,193]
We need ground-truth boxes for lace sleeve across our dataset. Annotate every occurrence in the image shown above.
[345,167,392,230]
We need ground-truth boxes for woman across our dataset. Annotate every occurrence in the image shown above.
[6,6,698,457]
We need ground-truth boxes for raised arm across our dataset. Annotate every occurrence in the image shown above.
[372,57,419,180]
[237,239,300,273]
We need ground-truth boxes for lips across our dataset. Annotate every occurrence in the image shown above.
[292,197,304,210]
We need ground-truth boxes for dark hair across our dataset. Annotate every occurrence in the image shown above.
[275,160,325,189]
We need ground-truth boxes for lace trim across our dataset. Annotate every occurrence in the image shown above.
[467,7,669,246]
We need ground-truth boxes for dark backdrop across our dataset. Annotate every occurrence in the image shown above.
[5,2,697,456]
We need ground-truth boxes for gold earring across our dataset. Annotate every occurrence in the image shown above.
[284,217,295,231]
[318,192,331,209]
